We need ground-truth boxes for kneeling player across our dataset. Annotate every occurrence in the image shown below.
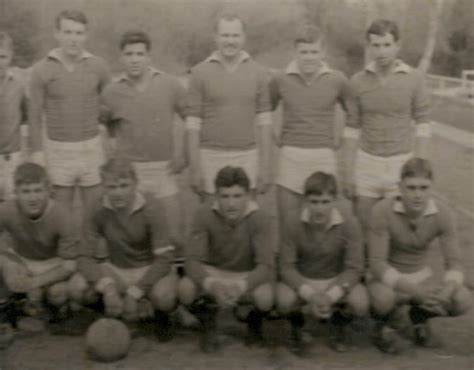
[77,158,178,341]
[276,172,368,355]
[0,163,80,331]
[179,166,275,352]
[368,158,472,353]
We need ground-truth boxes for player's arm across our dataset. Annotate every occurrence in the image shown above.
[169,79,188,174]
[255,70,273,194]
[340,79,360,199]
[412,71,432,159]
[27,65,45,157]
[19,87,29,161]
[327,215,364,304]
[185,71,204,195]
[334,74,350,150]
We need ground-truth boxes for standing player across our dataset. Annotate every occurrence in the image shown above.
[270,26,350,228]
[186,14,273,199]
[0,31,29,201]
[342,19,431,236]
[29,10,109,213]
[0,163,80,331]
[101,30,187,256]
[276,172,368,355]
[78,158,178,341]
[179,166,274,352]
[368,158,472,353]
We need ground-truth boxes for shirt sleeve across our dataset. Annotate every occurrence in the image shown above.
[268,71,281,111]
[437,206,463,275]
[247,212,275,290]
[368,203,396,284]
[334,216,364,289]
[337,73,351,112]
[172,77,188,120]
[279,222,307,290]
[412,71,431,125]
[255,67,272,114]
[184,208,210,285]
[97,58,111,93]
[344,77,362,131]
[27,64,45,151]
[186,69,204,119]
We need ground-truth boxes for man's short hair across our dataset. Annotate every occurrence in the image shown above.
[215,166,250,192]
[55,10,88,30]
[120,30,151,51]
[304,171,338,198]
[0,32,13,51]
[14,162,49,187]
[366,19,399,42]
[215,13,246,33]
[400,158,434,181]
[294,25,323,46]
[100,157,137,182]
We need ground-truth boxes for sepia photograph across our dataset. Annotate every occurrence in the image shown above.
[0,0,473,369]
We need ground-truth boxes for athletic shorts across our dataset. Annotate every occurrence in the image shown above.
[355,149,412,198]
[0,151,22,200]
[0,251,62,276]
[101,263,150,289]
[276,146,337,194]
[133,161,178,199]
[200,148,257,194]
[45,135,105,187]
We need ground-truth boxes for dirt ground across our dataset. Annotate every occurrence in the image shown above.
[1,109,473,369]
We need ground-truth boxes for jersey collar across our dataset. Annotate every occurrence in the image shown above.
[393,197,438,216]
[103,191,146,214]
[300,207,344,230]
[285,60,332,76]
[365,59,411,75]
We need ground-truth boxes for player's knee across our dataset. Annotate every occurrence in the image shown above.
[178,277,198,306]
[251,283,274,312]
[369,282,396,315]
[68,273,89,302]
[47,282,69,306]
[150,275,178,312]
[449,286,472,316]
[275,283,298,315]
[347,284,370,317]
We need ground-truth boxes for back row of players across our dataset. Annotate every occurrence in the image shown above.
[0,10,471,355]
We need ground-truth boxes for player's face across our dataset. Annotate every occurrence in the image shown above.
[216,185,250,221]
[400,176,433,214]
[305,193,335,225]
[215,19,245,59]
[294,41,323,76]
[55,18,87,58]
[367,33,400,69]
[103,176,137,210]
[121,43,150,79]
[0,47,12,77]
[15,181,50,219]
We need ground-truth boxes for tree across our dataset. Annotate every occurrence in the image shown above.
[418,0,444,73]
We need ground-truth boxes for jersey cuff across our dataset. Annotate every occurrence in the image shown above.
[126,285,144,300]
[444,270,464,285]
[298,284,315,302]
[326,285,344,303]
[381,267,401,288]
[255,112,272,127]
[153,245,175,257]
[415,122,433,138]
[343,127,360,139]
[185,117,202,130]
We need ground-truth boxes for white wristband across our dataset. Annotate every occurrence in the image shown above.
[185,116,202,131]
[326,285,344,304]
[444,270,464,285]
[343,127,360,139]
[255,112,272,127]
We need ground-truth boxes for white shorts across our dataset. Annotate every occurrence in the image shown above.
[276,146,337,194]
[45,135,105,187]
[0,151,22,200]
[200,148,258,194]
[5,250,63,276]
[133,161,179,199]
[355,149,412,198]
[101,262,150,288]
[398,267,433,285]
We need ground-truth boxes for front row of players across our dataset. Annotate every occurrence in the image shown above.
[0,157,471,355]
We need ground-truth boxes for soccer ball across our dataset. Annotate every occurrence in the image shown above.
[85,318,131,362]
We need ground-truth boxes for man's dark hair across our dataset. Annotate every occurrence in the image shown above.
[304,171,338,198]
[400,158,434,181]
[100,157,137,182]
[55,10,88,30]
[366,19,399,42]
[120,30,151,51]
[215,13,246,33]
[14,162,49,187]
[215,166,250,192]
[294,25,323,46]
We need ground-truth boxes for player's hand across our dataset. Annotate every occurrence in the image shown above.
[168,156,187,174]
[222,279,247,306]
[123,294,139,321]
[310,291,332,319]
[103,288,123,318]
[189,166,205,196]
[3,263,34,293]
[256,171,272,194]
[208,280,235,308]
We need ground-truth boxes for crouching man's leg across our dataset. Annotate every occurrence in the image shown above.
[68,273,101,312]
[149,270,179,342]
[243,282,274,347]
